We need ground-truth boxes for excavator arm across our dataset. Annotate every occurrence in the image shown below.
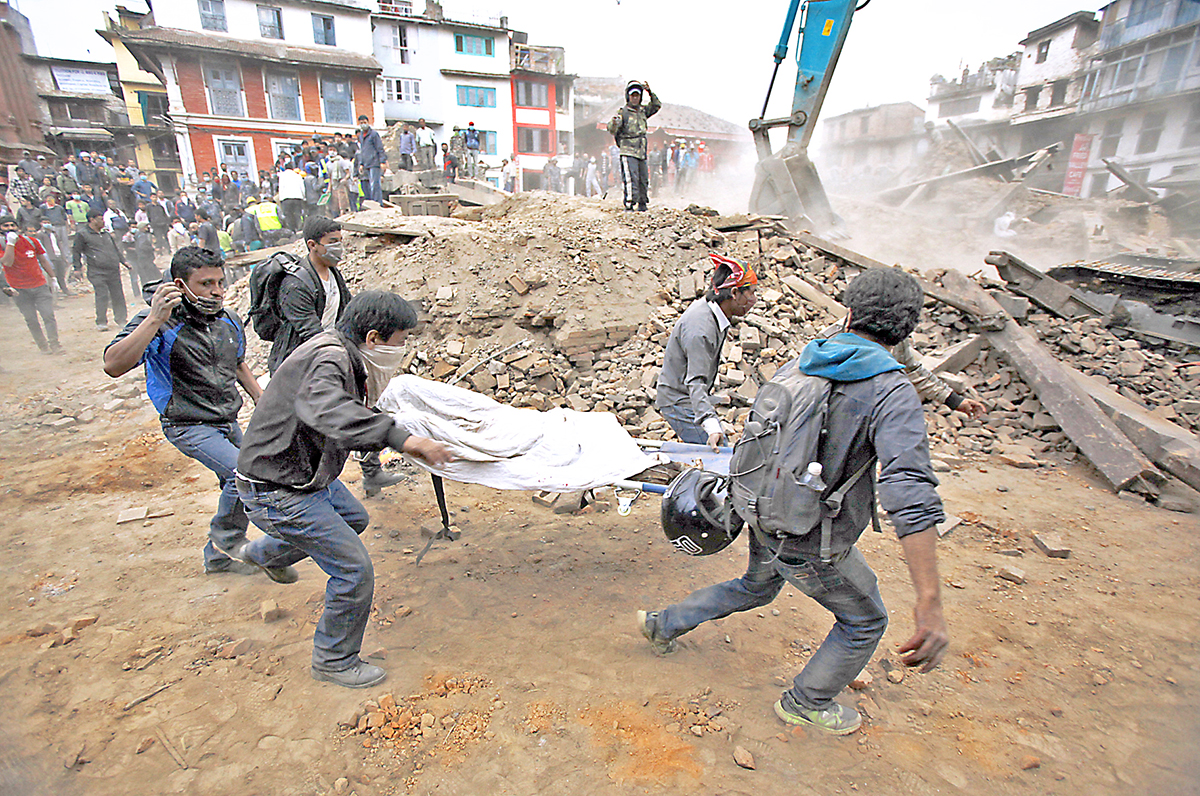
[748,0,860,232]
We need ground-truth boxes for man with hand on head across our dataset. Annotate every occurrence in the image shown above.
[103,246,293,581]
[656,252,758,449]
[231,291,453,687]
[0,215,60,354]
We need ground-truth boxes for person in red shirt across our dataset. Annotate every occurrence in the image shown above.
[0,215,60,353]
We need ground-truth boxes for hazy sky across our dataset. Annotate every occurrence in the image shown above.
[20,0,1100,125]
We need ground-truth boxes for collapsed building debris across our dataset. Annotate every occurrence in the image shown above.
[222,190,1200,504]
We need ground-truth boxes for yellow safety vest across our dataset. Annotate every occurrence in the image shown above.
[253,201,282,231]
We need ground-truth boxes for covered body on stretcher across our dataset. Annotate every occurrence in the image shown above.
[375,376,730,494]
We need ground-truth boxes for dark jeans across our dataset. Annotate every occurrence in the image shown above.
[620,155,649,209]
[363,165,382,203]
[655,530,889,712]
[280,198,304,232]
[12,284,58,349]
[88,269,127,325]
[237,478,372,671]
[162,422,249,567]
[658,404,708,445]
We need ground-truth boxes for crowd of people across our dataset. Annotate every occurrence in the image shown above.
[0,116,393,347]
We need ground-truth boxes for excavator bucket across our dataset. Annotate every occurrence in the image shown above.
[748,142,837,233]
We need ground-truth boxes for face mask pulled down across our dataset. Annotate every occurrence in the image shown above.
[359,343,406,406]
[179,281,224,316]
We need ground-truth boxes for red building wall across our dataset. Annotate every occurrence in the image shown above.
[300,73,321,123]
[352,75,372,122]
[241,62,267,119]
[176,56,208,116]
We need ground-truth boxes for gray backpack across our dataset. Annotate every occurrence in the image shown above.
[728,358,876,562]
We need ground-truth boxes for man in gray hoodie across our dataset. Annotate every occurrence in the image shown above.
[639,267,949,736]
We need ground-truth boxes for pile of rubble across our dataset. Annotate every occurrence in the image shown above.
[225,191,1199,505]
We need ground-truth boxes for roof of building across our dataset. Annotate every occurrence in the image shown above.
[580,100,746,142]
[823,101,925,123]
[118,26,381,72]
[1019,10,1099,45]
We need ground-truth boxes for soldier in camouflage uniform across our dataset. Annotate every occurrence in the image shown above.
[606,80,660,211]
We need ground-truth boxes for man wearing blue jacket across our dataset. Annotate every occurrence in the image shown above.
[639,267,950,736]
[103,246,295,582]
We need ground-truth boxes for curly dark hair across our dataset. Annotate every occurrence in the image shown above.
[843,267,923,346]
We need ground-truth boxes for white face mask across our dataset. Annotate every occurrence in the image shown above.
[359,343,406,406]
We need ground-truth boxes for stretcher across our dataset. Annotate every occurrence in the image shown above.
[413,439,733,564]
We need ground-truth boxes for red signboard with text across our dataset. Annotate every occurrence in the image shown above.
[1063,133,1094,196]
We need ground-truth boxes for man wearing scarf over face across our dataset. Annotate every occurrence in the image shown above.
[656,252,759,449]
[103,246,294,580]
[230,292,453,688]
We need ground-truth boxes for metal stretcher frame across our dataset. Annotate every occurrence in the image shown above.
[413,440,734,564]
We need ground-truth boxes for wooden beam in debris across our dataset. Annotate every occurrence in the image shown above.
[1102,158,1160,204]
[940,270,1163,494]
[224,243,298,268]
[1069,370,1200,494]
[876,157,1019,203]
[946,120,994,171]
[985,251,1109,319]
[338,220,428,238]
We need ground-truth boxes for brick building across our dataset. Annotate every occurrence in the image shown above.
[111,0,381,189]
[817,102,929,192]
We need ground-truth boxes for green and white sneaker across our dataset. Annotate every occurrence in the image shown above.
[636,610,677,655]
[773,699,862,736]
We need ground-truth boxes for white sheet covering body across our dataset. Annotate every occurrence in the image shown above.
[376,375,663,491]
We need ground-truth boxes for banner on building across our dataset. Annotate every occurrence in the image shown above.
[1062,133,1094,197]
[51,67,111,95]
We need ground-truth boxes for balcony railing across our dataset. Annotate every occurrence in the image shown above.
[378,0,413,15]
[512,44,565,75]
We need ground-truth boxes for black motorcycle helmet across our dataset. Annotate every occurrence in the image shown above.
[661,469,743,556]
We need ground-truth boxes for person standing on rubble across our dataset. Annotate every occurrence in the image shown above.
[639,267,950,737]
[102,245,296,582]
[606,80,660,212]
[656,252,758,448]
[230,291,453,688]
[414,119,437,172]
[355,114,386,204]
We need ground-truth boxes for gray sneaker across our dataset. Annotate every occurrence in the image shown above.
[221,540,299,584]
[773,699,861,736]
[311,662,386,689]
[637,610,677,655]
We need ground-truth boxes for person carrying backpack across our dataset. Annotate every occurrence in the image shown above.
[639,267,950,737]
[655,252,758,449]
[250,216,404,498]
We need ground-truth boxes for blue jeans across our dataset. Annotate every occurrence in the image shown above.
[655,530,888,711]
[658,404,708,445]
[236,478,372,671]
[161,422,248,567]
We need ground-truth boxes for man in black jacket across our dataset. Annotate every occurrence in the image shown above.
[231,291,452,687]
[268,216,404,497]
[103,246,294,581]
[73,208,129,330]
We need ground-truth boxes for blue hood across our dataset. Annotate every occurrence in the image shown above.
[798,332,902,382]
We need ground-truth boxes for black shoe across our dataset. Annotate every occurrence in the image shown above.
[204,559,261,576]
[220,541,300,584]
[311,662,387,688]
[363,469,407,497]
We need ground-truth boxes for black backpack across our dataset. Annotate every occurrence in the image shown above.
[246,251,308,341]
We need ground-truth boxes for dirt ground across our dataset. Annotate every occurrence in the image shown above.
[2,262,1200,796]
